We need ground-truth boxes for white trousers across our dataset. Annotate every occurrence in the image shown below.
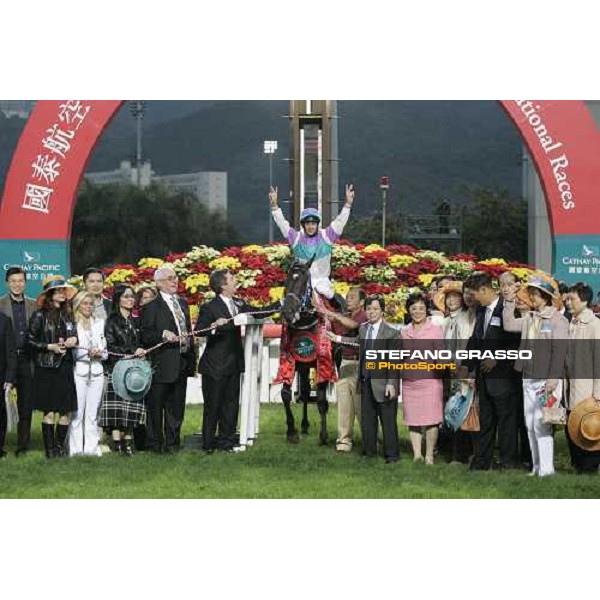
[523,379,561,476]
[312,277,334,299]
[70,373,104,457]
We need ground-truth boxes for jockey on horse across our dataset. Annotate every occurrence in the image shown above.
[269,184,355,442]
[269,183,355,312]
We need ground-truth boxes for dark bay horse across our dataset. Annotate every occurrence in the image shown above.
[275,257,338,444]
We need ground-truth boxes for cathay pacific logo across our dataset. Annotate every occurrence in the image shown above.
[23,250,41,263]
[582,245,599,258]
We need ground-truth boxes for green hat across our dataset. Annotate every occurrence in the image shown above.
[111,358,153,402]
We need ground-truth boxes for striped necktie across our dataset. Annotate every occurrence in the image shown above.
[171,295,189,353]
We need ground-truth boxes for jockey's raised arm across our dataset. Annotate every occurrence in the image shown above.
[270,184,354,242]
[269,185,355,301]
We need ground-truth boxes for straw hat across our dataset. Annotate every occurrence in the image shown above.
[433,281,464,314]
[36,275,78,307]
[567,397,600,452]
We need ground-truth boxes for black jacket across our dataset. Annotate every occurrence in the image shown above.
[27,308,77,369]
[465,297,521,395]
[0,313,16,383]
[140,294,196,383]
[105,313,141,369]
[195,297,279,377]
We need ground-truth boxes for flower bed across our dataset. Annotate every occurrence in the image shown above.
[72,241,541,323]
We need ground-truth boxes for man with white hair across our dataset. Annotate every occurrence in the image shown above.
[140,266,196,453]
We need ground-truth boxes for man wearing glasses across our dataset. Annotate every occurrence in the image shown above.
[141,266,197,453]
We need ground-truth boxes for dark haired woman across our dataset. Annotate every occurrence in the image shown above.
[401,292,445,464]
[100,285,147,455]
[28,275,78,458]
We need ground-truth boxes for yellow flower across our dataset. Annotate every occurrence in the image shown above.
[334,281,350,297]
[388,254,417,268]
[138,257,164,269]
[418,273,435,288]
[510,267,534,282]
[479,258,507,266]
[184,274,210,294]
[363,243,384,253]
[209,256,241,271]
[105,269,136,286]
[242,245,266,254]
[269,287,285,302]
[394,305,407,323]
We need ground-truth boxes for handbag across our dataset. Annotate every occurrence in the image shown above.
[542,404,567,426]
[461,397,480,432]
[538,385,567,427]
[444,384,473,431]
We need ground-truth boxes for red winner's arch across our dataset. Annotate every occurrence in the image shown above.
[1,100,600,293]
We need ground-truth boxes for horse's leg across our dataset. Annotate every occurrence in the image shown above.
[299,366,311,435]
[317,382,329,445]
[281,384,299,443]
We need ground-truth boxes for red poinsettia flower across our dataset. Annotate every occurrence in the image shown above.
[221,246,243,258]
[472,263,507,278]
[332,266,362,283]
[386,243,419,255]
[240,254,269,270]
[164,252,187,263]
[449,253,478,262]
[360,250,391,266]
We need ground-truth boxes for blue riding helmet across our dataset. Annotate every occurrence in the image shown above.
[300,207,321,224]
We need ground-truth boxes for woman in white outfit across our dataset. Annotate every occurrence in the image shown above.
[502,275,568,477]
[70,291,107,456]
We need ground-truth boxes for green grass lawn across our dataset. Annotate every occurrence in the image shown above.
[1,404,599,498]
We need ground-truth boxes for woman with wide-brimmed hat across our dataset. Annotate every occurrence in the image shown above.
[27,275,79,458]
[100,284,148,455]
[502,273,569,476]
[435,280,478,463]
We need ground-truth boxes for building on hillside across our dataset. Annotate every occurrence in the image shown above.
[84,160,227,214]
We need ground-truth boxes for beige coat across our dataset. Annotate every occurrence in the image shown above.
[564,308,600,408]
[502,301,569,384]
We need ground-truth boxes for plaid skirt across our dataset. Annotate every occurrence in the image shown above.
[98,374,146,430]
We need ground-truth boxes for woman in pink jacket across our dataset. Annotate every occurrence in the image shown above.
[401,292,445,464]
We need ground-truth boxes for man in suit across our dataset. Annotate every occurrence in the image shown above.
[83,267,112,320]
[195,269,279,453]
[465,273,521,470]
[331,294,400,463]
[141,266,196,453]
[0,312,17,457]
[0,267,37,456]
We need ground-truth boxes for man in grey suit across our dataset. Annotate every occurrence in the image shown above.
[0,267,37,455]
[330,294,401,462]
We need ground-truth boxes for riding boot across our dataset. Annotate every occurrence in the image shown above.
[55,424,69,457]
[42,423,56,459]
[329,293,345,313]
